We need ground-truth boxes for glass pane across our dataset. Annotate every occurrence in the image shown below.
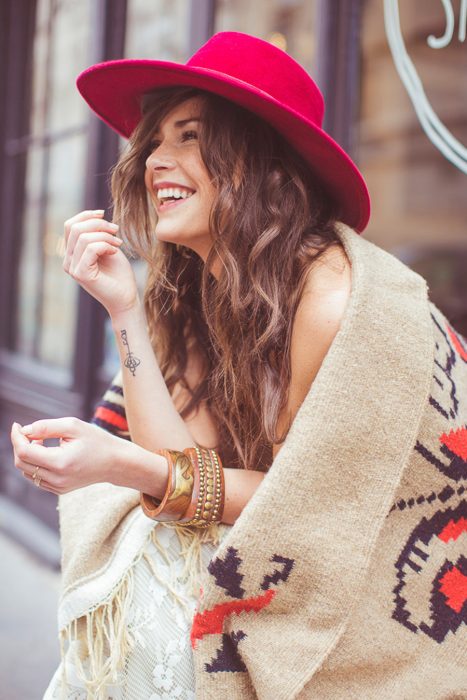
[15,0,91,370]
[29,0,50,139]
[48,0,93,132]
[38,134,86,368]
[358,0,467,333]
[125,0,189,60]
[215,0,318,72]
[358,0,467,252]
[30,0,91,137]
[16,147,44,358]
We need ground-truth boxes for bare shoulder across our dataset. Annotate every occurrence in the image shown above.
[272,242,352,458]
[293,244,352,349]
[301,241,352,298]
[293,241,352,374]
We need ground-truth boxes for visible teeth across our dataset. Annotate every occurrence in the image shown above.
[157,187,194,201]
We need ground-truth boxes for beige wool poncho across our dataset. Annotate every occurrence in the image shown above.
[54,224,467,699]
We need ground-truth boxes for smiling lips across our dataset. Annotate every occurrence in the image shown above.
[155,183,196,211]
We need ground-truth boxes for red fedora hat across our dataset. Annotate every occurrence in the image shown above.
[77,31,370,232]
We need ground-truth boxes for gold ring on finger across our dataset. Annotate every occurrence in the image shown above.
[32,465,40,479]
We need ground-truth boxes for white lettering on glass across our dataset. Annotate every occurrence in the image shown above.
[384,0,467,174]
[428,0,467,48]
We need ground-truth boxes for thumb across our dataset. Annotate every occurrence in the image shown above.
[20,417,82,439]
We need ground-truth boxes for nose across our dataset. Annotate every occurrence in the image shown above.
[145,141,176,171]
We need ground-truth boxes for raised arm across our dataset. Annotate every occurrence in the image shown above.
[61,210,349,526]
[107,242,351,525]
[59,210,265,525]
[98,300,263,525]
[111,300,195,451]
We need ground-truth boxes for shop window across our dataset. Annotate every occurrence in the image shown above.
[125,0,189,59]
[15,0,92,370]
[358,0,467,252]
[358,0,467,331]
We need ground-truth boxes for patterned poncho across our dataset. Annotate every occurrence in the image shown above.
[55,224,466,699]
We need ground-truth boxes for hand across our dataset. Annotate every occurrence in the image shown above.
[63,210,140,317]
[10,418,129,495]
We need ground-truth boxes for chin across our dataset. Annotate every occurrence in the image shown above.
[154,229,175,242]
[154,223,209,254]
[154,223,185,243]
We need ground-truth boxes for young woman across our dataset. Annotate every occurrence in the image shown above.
[11,32,466,700]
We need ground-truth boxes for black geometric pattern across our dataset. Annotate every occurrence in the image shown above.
[393,501,467,643]
[205,632,247,673]
[208,546,245,599]
[203,550,295,673]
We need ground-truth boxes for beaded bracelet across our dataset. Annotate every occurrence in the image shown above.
[178,446,225,527]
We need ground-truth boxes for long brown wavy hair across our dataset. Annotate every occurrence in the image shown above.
[111,86,340,471]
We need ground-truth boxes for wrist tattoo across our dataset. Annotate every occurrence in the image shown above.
[120,329,141,377]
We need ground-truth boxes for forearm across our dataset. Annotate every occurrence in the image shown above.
[110,302,265,524]
[222,467,265,524]
[111,301,195,452]
[112,439,265,526]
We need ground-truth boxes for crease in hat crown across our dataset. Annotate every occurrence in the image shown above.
[76,31,371,232]
[183,31,325,126]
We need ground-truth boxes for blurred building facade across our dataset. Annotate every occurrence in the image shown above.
[0,0,466,536]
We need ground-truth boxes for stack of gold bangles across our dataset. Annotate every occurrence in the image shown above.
[140,446,225,527]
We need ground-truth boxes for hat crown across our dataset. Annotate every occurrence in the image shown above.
[187,32,324,127]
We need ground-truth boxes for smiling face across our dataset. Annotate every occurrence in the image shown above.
[144,96,217,263]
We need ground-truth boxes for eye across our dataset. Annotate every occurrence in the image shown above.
[149,139,160,150]
[181,129,198,142]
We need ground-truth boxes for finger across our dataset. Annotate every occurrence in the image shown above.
[64,210,105,244]
[66,217,119,248]
[22,470,61,495]
[14,440,44,476]
[11,418,72,474]
[20,463,51,481]
[11,421,36,454]
[18,416,82,440]
[64,219,120,269]
[68,232,122,274]
[11,436,60,474]
[72,242,119,281]
[14,448,52,476]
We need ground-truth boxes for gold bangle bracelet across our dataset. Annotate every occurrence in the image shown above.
[140,449,194,522]
[177,446,209,527]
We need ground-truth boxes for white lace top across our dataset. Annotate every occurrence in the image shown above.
[43,523,231,700]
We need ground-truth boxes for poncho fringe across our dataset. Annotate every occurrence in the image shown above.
[57,522,222,699]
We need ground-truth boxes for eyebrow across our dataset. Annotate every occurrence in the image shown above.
[174,117,201,128]
[152,117,201,138]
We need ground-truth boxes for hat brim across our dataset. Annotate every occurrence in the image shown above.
[77,59,370,232]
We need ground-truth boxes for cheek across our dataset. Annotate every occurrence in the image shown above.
[143,169,152,193]
[144,174,157,205]
[204,183,217,213]
[192,170,216,210]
